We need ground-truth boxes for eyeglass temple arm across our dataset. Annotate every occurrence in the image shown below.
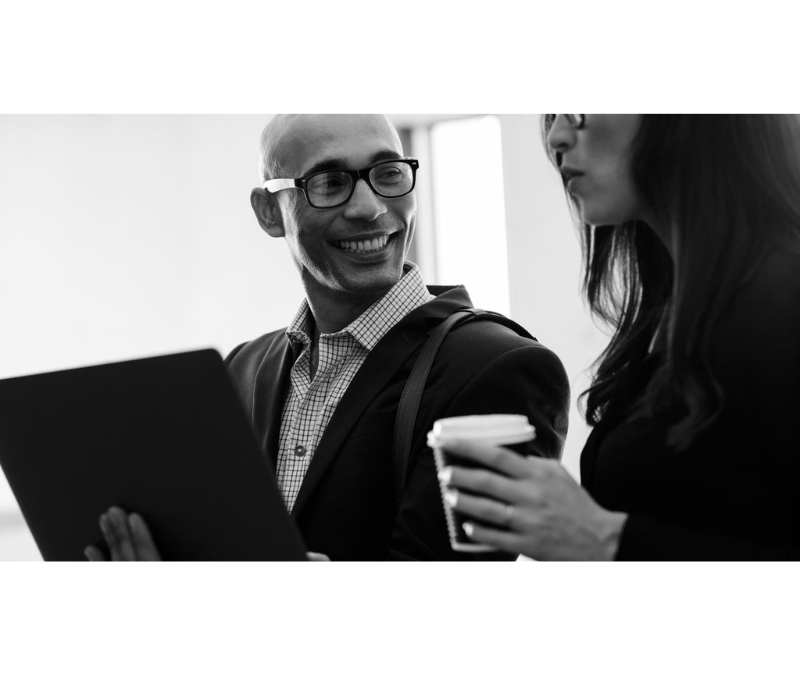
[263,178,300,193]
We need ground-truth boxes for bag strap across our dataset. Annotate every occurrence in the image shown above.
[391,308,534,506]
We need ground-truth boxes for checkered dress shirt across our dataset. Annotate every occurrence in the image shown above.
[276,263,434,512]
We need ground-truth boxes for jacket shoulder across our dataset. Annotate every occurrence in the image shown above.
[224,328,286,366]
[224,328,287,396]
[427,317,571,459]
[439,316,558,365]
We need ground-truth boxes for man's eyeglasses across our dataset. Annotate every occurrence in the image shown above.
[563,114,585,129]
[263,158,420,209]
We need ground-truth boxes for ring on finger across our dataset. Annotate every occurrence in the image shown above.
[502,503,515,528]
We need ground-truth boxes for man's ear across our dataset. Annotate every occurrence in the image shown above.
[251,187,286,238]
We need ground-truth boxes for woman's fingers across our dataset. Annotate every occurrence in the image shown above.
[462,520,523,555]
[445,489,516,529]
[440,439,536,477]
[441,465,522,506]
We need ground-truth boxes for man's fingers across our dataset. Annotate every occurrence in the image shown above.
[128,513,162,561]
[306,551,330,562]
[100,507,138,561]
[107,507,138,561]
[94,508,163,562]
[99,513,122,561]
[84,545,107,562]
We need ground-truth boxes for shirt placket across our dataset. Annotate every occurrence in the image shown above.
[288,344,313,461]
[276,341,310,507]
[284,333,353,511]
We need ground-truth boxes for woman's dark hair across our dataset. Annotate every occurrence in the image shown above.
[542,115,800,450]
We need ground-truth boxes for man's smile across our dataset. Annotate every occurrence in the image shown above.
[330,231,400,255]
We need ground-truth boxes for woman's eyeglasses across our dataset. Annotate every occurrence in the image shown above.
[563,114,585,129]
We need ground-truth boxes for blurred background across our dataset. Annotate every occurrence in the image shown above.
[0,114,607,560]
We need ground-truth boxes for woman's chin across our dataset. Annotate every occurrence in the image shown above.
[579,205,633,228]
[581,211,623,228]
[578,198,645,228]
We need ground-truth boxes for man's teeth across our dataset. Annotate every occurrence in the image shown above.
[336,235,390,252]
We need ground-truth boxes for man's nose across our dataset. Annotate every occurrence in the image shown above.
[547,115,577,157]
[342,178,387,222]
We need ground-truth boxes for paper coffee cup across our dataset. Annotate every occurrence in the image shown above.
[427,414,535,553]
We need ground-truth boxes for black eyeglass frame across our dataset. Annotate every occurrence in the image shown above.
[563,114,586,129]
[263,157,420,209]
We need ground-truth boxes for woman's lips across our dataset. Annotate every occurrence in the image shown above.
[566,174,582,192]
[561,168,584,187]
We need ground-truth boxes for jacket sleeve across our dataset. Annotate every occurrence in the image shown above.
[440,344,571,460]
[387,341,571,561]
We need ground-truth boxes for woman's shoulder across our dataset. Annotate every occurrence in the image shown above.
[718,245,800,386]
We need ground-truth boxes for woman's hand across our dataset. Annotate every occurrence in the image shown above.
[439,440,628,561]
[84,506,162,561]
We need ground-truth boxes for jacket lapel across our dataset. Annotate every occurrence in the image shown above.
[291,285,473,517]
[251,336,295,466]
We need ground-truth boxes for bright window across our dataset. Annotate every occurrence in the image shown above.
[428,116,510,315]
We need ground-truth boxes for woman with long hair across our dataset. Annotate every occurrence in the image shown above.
[441,114,800,560]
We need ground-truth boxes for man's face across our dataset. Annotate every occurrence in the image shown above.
[273,115,417,304]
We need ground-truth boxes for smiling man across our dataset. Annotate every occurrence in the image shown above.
[90,114,570,561]
[223,114,571,560]
[251,115,418,344]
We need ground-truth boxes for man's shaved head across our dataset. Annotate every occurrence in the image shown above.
[251,113,416,321]
[258,114,296,182]
[258,114,402,181]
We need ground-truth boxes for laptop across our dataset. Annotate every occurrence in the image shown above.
[0,349,307,561]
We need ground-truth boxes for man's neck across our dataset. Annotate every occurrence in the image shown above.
[306,290,385,335]
[303,289,386,382]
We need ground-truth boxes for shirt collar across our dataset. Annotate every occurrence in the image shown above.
[285,300,313,349]
[284,262,433,352]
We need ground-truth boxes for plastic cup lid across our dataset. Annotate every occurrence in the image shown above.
[427,414,535,446]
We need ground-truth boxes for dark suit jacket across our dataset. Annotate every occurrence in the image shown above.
[225,285,570,560]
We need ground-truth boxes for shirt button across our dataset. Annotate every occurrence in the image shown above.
[294,445,307,457]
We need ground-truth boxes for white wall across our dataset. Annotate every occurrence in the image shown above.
[428,115,510,315]
[0,115,302,380]
[498,115,607,480]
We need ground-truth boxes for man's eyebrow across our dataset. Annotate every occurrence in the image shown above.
[302,150,404,176]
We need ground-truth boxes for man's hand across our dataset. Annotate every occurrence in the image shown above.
[85,506,328,561]
[84,506,162,561]
[306,551,330,561]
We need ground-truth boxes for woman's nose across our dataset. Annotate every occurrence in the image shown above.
[547,115,577,157]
